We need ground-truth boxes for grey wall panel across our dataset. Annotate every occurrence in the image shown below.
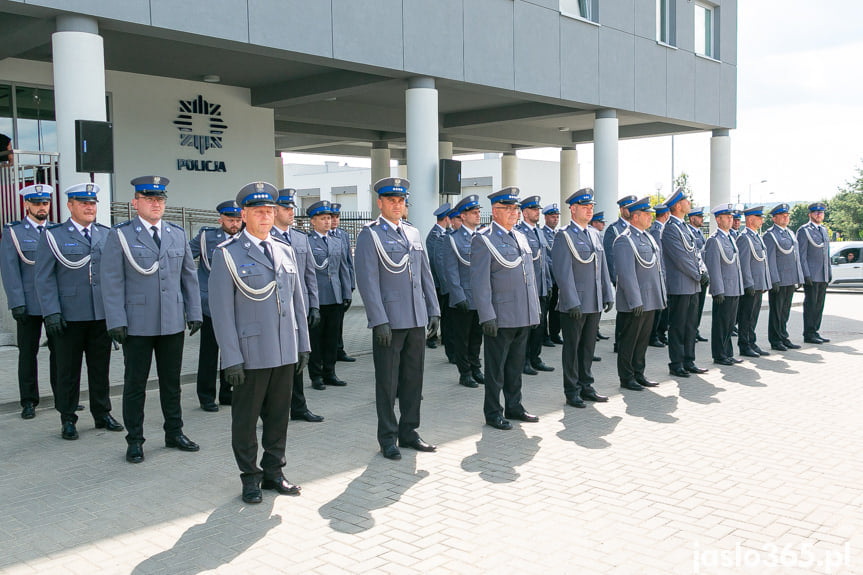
[694,56,720,126]
[560,17,599,104]
[249,0,333,58]
[719,62,736,128]
[150,0,249,43]
[634,37,666,116]
[674,0,693,53]
[520,0,558,9]
[464,0,514,90]
[332,0,404,70]
[598,26,635,111]
[719,0,737,65]
[666,48,694,121]
[26,0,151,23]
[514,1,560,97]
[633,0,655,39]
[403,0,464,81]
[601,0,635,34]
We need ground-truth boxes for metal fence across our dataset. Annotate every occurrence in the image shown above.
[0,151,61,228]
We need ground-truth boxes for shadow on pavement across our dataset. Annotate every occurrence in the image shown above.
[676,376,724,405]
[556,405,622,449]
[461,425,542,483]
[719,365,767,387]
[623,389,679,423]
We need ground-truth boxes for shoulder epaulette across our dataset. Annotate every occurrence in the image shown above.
[95,222,110,229]
[47,223,64,230]
[479,227,492,235]
[167,221,185,230]
[293,228,308,236]
[217,236,237,249]
[402,220,414,227]
[364,220,379,228]
[4,220,20,228]
[200,226,217,231]
[271,234,290,247]
[114,220,132,229]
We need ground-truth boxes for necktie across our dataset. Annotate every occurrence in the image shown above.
[261,241,274,266]
[151,225,161,249]
[322,233,328,247]
[37,225,43,234]
[83,227,90,241]
[283,231,291,245]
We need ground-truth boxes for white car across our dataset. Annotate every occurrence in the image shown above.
[830,241,863,285]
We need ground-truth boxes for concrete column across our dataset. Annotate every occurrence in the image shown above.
[274,155,285,189]
[439,141,453,160]
[559,146,578,226]
[405,77,438,239]
[709,128,731,235]
[501,152,518,189]
[593,109,619,227]
[397,161,408,179]
[52,15,109,225]
[370,141,391,217]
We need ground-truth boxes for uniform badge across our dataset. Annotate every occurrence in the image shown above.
[24,224,29,229]
[135,226,142,232]
[153,176,161,184]
[243,242,251,248]
[68,227,74,232]
[255,182,264,191]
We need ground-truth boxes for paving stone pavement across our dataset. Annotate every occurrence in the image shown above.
[1,291,862,574]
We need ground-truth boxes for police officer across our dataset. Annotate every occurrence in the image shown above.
[736,206,772,357]
[441,195,484,388]
[552,188,614,408]
[1,184,58,419]
[648,203,670,347]
[704,203,745,365]
[797,202,831,344]
[355,177,440,460]
[425,203,451,350]
[687,207,710,343]
[612,197,666,390]
[35,183,123,439]
[589,211,611,341]
[515,195,554,375]
[764,203,804,351]
[662,188,709,378]
[189,200,242,412]
[209,181,310,504]
[470,187,541,430]
[330,203,357,363]
[541,203,562,345]
[730,211,742,239]
[101,176,203,464]
[306,200,352,390]
[271,189,323,422]
[602,196,636,285]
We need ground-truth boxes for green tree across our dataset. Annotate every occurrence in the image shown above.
[674,172,692,197]
[827,161,863,240]
[789,203,810,231]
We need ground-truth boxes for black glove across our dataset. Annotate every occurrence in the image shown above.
[603,302,614,313]
[745,288,756,297]
[44,313,67,337]
[343,299,352,312]
[481,318,498,338]
[631,305,644,318]
[700,272,710,287]
[108,326,128,344]
[771,282,780,293]
[187,320,202,336]
[225,363,245,387]
[454,300,469,313]
[714,294,725,305]
[296,352,309,374]
[11,305,27,323]
[568,305,583,321]
[373,323,392,348]
[308,307,321,330]
[427,316,440,340]
[804,276,813,286]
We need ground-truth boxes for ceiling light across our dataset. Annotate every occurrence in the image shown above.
[202,74,221,83]
[558,127,570,132]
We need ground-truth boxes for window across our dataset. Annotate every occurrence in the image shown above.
[656,0,676,46]
[560,0,599,24]
[694,2,719,58]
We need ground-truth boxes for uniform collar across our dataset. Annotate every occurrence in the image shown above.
[25,215,45,229]
[69,218,90,235]
[137,215,162,233]
[461,223,477,235]
[380,215,401,230]
[243,229,267,248]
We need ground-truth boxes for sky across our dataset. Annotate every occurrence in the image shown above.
[285,0,863,209]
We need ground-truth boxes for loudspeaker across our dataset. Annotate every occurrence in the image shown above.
[75,120,114,173]
[439,159,461,195]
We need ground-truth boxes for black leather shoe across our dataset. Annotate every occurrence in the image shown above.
[126,443,144,464]
[381,444,402,460]
[200,403,219,412]
[551,334,564,344]
[696,334,708,342]
[324,377,348,387]
[730,357,743,364]
[531,360,555,372]
[740,348,761,358]
[95,414,124,431]
[76,404,85,411]
[62,421,79,440]
[620,381,644,391]
[593,355,601,362]
[542,337,555,348]
[426,339,438,349]
[783,341,801,349]
[803,337,824,344]
[471,370,485,385]
[311,378,326,390]
[685,365,709,374]
[752,346,770,356]
[582,390,609,402]
[336,352,356,362]
[649,338,666,348]
[291,410,324,422]
[165,433,200,452]
[815,334,830,342]
[635,377,659,388]
[399,437,437,452]
[658,335,668,344]
[713,358,734,366]
[21,402,35,419]
[504,411,539,422]
[730,328,739,336]
[770,343,788,351]
[523,364,538,376]
[486,417,512,430]
[459,373,478,388]
[669,367,690,377]
[566,397,586,408]
[596,332,609,340]
[242,483,262,504]
[262,477,301,495]
[613,343,619,353]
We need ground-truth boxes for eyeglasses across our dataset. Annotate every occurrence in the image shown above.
[493,204,518,212]
[136,196,166,204]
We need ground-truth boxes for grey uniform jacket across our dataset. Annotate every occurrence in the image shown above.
[514,221,551,297]
[602,218,628,283]
[541,225,556,284]
[35,220,110,321]
[441,225,476,309]
[1,219,55,314]
[189,226,232,317]
[648,220,668,283]
[270,226,319,313]
[704,230,744,298]
[796,221,831,283]
[331,227,355,291]
[101,220,202,336]
[736,228,772,292]
[425,225,446,291]
[355,217,440,330]
[208,235,310,370]
[552,223,614,315]
[689,224,708,274]
[661,216,702,296]
[613,227,666,313]
[307,231,351,306]
[764,225,804,287]
[470,222,540,328]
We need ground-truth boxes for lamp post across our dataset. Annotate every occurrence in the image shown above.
[748,179,767,206]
